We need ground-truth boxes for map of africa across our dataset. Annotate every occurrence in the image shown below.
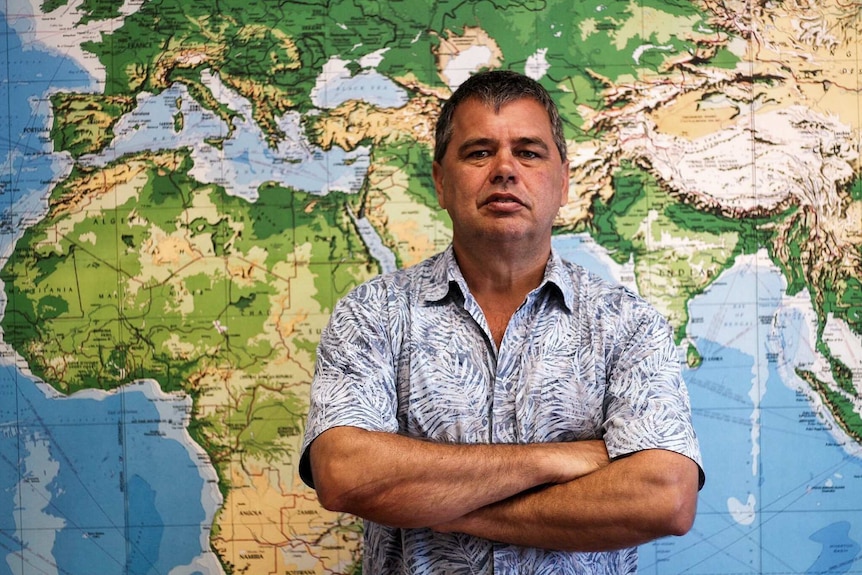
[1,0,861,573]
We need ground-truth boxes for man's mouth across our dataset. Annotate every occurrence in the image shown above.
[484,194,524,206]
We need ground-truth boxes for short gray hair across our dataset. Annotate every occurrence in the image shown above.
[434,70,567,163]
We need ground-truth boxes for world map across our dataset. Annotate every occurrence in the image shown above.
[2,0,861,574]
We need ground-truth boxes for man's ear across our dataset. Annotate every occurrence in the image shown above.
[559,160,570,207]
[432,161,446,209]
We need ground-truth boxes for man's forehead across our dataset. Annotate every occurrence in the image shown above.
[452,96,552,130]
[456,94,544,113]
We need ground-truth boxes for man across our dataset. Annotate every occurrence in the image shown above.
[300,69,704,573]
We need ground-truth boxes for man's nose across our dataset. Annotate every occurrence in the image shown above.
[490,151,518,185]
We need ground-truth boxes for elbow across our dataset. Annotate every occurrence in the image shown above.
[312,458,385,519]
[314,472,411,528]
[315,477,369,515]
[312,462,427,529]
[636,489,696,543]
[657,474,699,537]
[311,460,363,514]
[307,428,372,514]
[309,455,356,514]
[640,462,700,538]
[664,491,697,536]
[657,455,701,537]
[316,491,353,515]
[314,481,347,513]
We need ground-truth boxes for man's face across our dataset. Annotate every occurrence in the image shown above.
[432,97,569,252]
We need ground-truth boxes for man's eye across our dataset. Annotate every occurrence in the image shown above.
[519,150,540,159]
[468,150,490,159]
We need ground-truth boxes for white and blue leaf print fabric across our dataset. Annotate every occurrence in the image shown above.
[301,246,703,574]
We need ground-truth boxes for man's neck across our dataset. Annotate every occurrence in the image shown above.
[453,240,550,305]
[452,241,550,348]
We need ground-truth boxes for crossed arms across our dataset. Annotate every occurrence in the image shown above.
[308,426,701,552]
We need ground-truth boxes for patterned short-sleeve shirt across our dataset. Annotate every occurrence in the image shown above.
[301,246,703,574]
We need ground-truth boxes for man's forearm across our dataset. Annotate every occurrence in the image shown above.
[309,426,609,528]
[432,448,700,551]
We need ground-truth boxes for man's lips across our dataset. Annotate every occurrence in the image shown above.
[482,193,525,208]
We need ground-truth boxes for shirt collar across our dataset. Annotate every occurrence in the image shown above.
[542,248,575,312]
[423,245,574,312]
[421,245,463,304]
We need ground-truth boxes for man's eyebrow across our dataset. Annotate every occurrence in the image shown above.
[457,137,497,155]
[514,137,550,151]
[457,136,550,155]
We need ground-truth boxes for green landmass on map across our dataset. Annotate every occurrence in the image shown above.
[587,161,777,340]
[0,148,375,505]
[41,0,124,25]
[70,0,720,147]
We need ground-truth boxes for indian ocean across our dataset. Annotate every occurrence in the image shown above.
[553,234,862,574]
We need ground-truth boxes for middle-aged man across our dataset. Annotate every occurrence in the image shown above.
[300,69,705,574]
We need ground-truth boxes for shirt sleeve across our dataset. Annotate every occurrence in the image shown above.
[299,280,400,488]
[602,295,706,488]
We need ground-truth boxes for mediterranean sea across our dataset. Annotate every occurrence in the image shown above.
[81,70,372,202]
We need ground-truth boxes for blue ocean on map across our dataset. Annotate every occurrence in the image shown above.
[0,370,214,575]
[0,10,89,259]
[312,67,410,110]
[81,71,371,202]
[0,9,217,575]
[553,234,862,574]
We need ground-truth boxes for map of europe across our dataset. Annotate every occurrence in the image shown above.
[1,0,861,573]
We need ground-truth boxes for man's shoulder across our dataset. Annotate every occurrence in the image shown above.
[550,254,629,299]
[340,251,448,304]
[372,251,446,287]
[551,254,660,320]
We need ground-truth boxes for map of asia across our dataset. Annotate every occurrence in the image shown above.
[2,0,861,573]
